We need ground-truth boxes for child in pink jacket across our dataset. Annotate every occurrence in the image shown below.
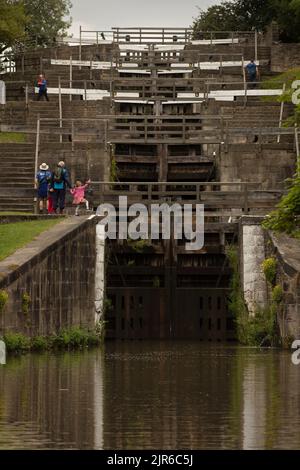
[70,179,91,215]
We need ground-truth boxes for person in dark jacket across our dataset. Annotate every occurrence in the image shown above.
[37,74,49,101]
[50,161,72,214]
[245,60,259,88]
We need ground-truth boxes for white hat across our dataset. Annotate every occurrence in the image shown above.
[58,161,65,167]
[39,163,49,171]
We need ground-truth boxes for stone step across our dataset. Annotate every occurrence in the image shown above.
[0,164,34,169]
[0,168,34,174]
[0,180,34,186]
[0,201,34,212]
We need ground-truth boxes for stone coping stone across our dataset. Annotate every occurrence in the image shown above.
[240,215,265,226]
[0,215,63,224]
[0,215,96,288]
[269,232,300,277]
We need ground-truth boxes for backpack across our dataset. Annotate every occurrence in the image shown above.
[53,167,64,183]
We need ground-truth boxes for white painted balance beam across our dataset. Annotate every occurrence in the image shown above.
[178,88,283,101]
[119,44,185,51]
[171,60,260,70]
[114,99,155,104]
[35,87,141,100]
[191,38,239,45]
[118,69,151,74]
[51,58,257,72]
[51,59,117,70]
[35,86,110,99]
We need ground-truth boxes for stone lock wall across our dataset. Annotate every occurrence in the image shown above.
[0,218,97,337]
[266,233,300,340]
[219,144,296,190]
[271,44,300,73]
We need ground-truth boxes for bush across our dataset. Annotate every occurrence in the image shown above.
[2,326,103,355]
[237,306,279,347]
[31,336,49,351]
[262,257,277,285]
[50,327,102,350]
[262,167,300,238]
[4,333,30,353]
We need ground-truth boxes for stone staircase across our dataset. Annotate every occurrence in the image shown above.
[0,142,35,212]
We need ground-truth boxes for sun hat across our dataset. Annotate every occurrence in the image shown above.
[39,163,49,171]
[58,161,65,167]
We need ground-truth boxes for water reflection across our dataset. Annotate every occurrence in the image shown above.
[0,342,299,449]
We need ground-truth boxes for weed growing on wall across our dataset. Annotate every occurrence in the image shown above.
[22,292,31,315]
[0,290,9,314]
[262,257,277,285]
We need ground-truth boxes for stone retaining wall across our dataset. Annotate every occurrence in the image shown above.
[0,217,97,337]
[271,44,300,73]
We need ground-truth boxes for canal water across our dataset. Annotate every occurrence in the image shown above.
[0,341,299,450]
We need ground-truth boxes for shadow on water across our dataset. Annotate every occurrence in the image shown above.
[0,341,299,449]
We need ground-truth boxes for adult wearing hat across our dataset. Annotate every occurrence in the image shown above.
[35,163,52,214]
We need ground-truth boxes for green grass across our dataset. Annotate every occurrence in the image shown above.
[0,132,27,143]
[0,212,35,216]
[0,220,63,261]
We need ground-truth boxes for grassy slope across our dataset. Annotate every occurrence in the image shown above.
[0,219,62,261]
[0,132,27,143]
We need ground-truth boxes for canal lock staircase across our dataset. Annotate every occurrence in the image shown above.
[0,28,297,339]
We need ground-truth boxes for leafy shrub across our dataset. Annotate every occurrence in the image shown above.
[4,333,30,353]
[262,167,300,238]
[50,327,101,350]
[31,336,49,351]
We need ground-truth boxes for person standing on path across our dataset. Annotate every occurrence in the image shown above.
[35,163,52,213]
[50,161,72,214]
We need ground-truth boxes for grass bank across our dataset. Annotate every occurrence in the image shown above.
[0,132,27,143]
[0,212,35,216]
[0,219,63,261]
[1,326,103,354]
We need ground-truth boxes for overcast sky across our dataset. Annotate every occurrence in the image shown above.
[69,0,220,36]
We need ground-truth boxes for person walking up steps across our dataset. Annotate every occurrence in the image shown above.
[37,74,49,101]
[70,179,91,216]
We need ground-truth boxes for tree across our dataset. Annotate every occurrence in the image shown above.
[192,0,300,42]
[23,0,72,47]
[274,0,300,42]
[192,3,238,37]
[0,0,27,53]
[233,0,275,31]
